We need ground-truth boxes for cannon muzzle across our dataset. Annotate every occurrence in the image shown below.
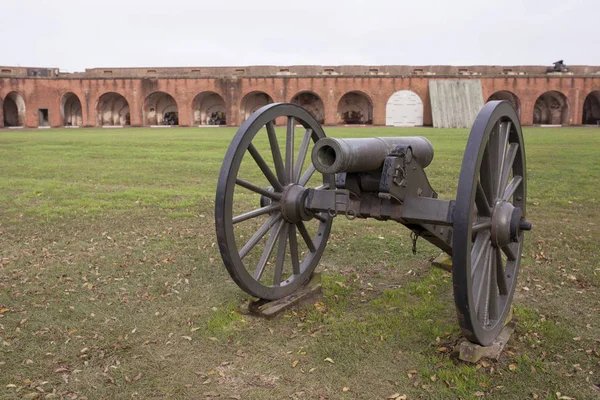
[311,136,434,174]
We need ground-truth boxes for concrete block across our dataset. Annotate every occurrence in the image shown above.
[457,319,517,363]
[432,252,453,272]
[242,273,322,319]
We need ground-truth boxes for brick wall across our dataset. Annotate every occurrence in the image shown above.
[2,71,600,128]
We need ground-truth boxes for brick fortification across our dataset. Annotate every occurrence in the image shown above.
[1,64,599,128]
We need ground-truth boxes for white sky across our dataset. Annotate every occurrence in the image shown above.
[0,0,597,72]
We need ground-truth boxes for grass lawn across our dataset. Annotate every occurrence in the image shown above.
[0,125,599,399]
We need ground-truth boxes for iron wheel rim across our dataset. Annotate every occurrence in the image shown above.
[452,100,527,346]
[215,103,334,300]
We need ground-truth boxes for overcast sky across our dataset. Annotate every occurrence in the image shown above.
[1,0,597,72]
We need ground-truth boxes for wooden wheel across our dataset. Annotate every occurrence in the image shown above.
[452,101,531,346]
[215,103,334,300]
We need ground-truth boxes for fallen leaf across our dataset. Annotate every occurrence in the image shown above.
[181,336,192,341]
[292,360,299,368]
[474,392,485,397]
[324,357,334,364]
[342,387,349,392]
[509,363,517,371]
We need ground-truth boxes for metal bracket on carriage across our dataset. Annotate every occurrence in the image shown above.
[304,188,358,219]
[378,144,438,204]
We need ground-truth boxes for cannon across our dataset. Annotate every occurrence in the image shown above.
[215,101,531,346]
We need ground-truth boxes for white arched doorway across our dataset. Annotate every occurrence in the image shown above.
[385,90,423,127]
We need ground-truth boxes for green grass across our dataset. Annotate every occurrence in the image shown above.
[0,126,599,399]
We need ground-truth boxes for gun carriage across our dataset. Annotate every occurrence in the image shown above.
[215,101,531,346]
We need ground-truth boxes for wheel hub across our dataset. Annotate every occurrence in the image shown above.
[491,201,527,247]
[280,184,312,222]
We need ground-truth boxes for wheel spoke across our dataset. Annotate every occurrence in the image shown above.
[313,213,327,223]
[266,121,286,184]
[488,253,499,322]
[474,243,492,318]
[293,129,312,183]
[471,230,491,278]
[495,247,509,295]
[497,121,510,191]
[239,213,282,259]
[486,124,501,200]
[499,143,518,194]
[475,181,492,217]
[285,117,295,184]
[232,203,280,224]
[254,219,284,281]
[296,221,316,253]
[298,164,316,187]
[502,175,522,201]
[480,146,496,204]
[289,225,300,275]
[501,242,518,261]
[236,178,282,200]
[248,143,284,192]
[273,223,289,286]
[472,219,491,233]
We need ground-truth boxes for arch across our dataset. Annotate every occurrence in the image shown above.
[96,92,130,126]
[61,92,83,127]
[385,90,423,127]
[3,91,26,127]
[240,91,274,122]
[487,91,521,116]
[337,91,373,125]
[290,91,325,124]
[582,91,600,125]
[192,92,226,125]
[143,91,179,126]
[533,91,569,125]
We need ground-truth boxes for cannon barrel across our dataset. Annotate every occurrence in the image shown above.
[311,136,434,174]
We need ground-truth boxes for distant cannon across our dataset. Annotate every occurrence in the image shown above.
[547,60,569,73]
[214,101,531,346]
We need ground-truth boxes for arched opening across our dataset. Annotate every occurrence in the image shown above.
[3,91,26,127]
[487,91,521,116]
[337,91,373,124]
[143,92,178,126]
[385,90,423,127]
[533,91,569,125]
[582,91,600,125]
[192,92,226,125]
[241,91,274,122]
[290,91,324,124]
[96,92,130,126]
[61,92,83,127]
